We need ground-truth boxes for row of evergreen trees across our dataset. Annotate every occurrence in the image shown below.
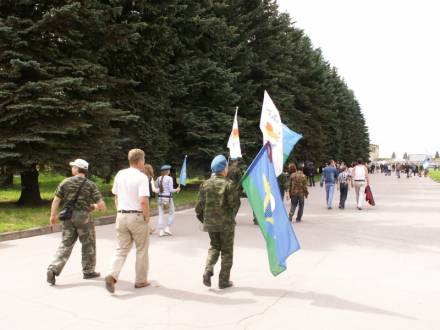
[0,0,370,205]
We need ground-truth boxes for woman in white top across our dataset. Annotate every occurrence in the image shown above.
[351,159,370,210]
[156,165,180,236]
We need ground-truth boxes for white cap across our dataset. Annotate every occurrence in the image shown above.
[69,159,89,170]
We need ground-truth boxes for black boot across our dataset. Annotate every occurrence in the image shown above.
[203,271,213,287]
[219,281,234,289]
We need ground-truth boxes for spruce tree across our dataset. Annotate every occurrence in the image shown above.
[0,1,126,204]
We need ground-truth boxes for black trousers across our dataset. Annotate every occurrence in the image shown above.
[339,184,348,208]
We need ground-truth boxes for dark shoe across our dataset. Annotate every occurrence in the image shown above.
[83,272,100,279]
[253,219,258,225]
[219,281,233,289]
[288,213,293,222]
[47,269,56,286]
[105,275,116,293]
[203,271,213,287]
[134,282,150,289]
[296,219,302,223]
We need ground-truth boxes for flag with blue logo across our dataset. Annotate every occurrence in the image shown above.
[241,143,300,276]
[179,155,187,186]
[282,124,302,163]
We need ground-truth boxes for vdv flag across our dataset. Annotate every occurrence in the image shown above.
[179,155,188,186]
[241,143,300,276]
[282,124,302,163]
[227,107,242,159]
[260,91,283,176]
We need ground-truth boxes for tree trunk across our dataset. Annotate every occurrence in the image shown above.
[0,174,13,188]
[17,165,43,206]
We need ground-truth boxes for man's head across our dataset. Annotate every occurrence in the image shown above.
[357,158,364,165]
[128,149,145,169]
[329,159,335,166]
[211,155,228,176]
[288,163,297,174]
[69,159,89,176]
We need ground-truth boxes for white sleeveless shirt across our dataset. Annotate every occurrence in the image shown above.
[354,165,366,181]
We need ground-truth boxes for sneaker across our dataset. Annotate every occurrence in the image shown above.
[203,271,213,287]
[105,275,116,294]
[47,269,56,285]
[83,271,100,279]
[296,219,302,223]
[134,282,150,289]
[164,226,172,236]
[159,229,166,237]
[219,281,234,289]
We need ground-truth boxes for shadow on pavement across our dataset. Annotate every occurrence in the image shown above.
[214,286,417,320]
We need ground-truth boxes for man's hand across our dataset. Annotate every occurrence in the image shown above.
[143,216,150,224]
[176,186,181,193]
[50,215,59,226]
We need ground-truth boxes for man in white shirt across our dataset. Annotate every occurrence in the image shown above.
[105,149,150,293]
[351,159,370,210]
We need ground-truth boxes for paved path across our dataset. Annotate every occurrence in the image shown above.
[1,174,439,330]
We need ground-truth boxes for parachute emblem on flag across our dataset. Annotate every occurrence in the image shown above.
[263,174,275,224]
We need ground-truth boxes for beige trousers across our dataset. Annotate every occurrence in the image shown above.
[110,213,150,284]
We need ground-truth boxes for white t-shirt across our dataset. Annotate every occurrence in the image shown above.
[112,167,150,211]
[354,165,367,181]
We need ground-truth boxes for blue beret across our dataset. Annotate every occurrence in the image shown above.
[160,165,172,171]
[211,155,227,173]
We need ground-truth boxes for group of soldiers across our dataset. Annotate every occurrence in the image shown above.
[46,151,242,291]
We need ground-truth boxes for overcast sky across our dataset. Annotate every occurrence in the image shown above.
[277,0,440,158]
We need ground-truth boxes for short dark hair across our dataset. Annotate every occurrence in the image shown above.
[288,163,297,174]
[357,158,363,165]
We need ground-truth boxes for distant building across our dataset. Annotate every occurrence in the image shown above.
[408,154,431,163]
[369,144,379,161]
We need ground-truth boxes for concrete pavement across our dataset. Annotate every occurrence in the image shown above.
[1,174,439,329]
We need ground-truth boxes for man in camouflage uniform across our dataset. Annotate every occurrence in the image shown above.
[47,159,106,285]
[287,163,309,223]
[196,155,240,289]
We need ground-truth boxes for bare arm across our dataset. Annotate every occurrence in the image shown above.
[140,196,150,223]
[114,195,118,210]
[49,196,61,226]
[92,199,107,212]
[365,165,370,185]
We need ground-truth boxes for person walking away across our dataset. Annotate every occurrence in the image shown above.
[351,159,370,210]
[320,160,339,209]
[156,165,180,237]
[396,163,401,179]
[337,166,351,209]
[47,159,106,285]
[105,149,151,293]
[287,164,308,222]
[196,155,240,289]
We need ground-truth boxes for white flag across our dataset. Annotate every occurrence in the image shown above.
[227,107,242,159]
[260,90,283,176]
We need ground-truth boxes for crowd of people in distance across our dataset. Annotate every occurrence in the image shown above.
[369,162,432,178]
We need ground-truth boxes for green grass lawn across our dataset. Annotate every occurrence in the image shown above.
[0,172,200,233]
[428,169,440,183]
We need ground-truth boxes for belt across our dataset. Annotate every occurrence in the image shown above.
[117,210,142,214]
[355,180,365,182]
[158,194,172,199]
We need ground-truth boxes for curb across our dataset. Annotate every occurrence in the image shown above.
[0,203,195,243]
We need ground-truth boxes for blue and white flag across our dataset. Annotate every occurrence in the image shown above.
[179,155,188,186]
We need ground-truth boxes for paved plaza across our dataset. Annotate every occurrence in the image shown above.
[0,174,439,329]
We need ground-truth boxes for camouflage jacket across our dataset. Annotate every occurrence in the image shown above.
[195,175,240,232]
[226,164,243,194]
[55,176,102,213]
[288,171,309,198]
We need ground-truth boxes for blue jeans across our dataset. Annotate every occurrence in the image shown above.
[325,183,335,208]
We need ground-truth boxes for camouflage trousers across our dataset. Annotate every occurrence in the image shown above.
[48,211,96,276]
[205,230,235,284]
